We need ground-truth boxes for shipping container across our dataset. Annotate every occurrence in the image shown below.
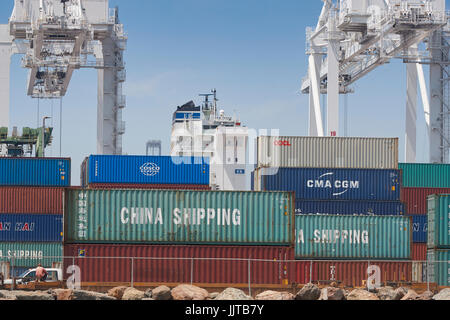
[86,183,211,191]
[0,187,64,214]
[257,136,399,169]
[0,158,70,187]
[295,200,404,216]
[401,187,450,215]
[0,214,63,242]
[427,249,450,287]
[408,214,427,243]
[64,189,295,246]
[81,155,209,187]
[63,244,294,285]
[399,163,450,188]
[412,243,427,261]
[427,194,450,248]
[254,167,401,201]
[0,242,62,268]
[292,260,412,288]
[295,215,411,260]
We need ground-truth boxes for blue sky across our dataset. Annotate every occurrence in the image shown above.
[0,0,447,184]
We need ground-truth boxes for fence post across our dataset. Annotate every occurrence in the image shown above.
[248,259,251,298]
[131,257,134,288]
[11,257,14,291]
[190,258,194,286]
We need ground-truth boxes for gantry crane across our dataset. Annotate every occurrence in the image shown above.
[0,0,127,156]
[302,0,449,163]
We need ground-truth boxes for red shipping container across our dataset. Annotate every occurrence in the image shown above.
[0,187,64,214]
[401,187,450,214]
[411,243,427,261]
[63,244,294,285]
[86,184,211,191]
[293,261,412,288]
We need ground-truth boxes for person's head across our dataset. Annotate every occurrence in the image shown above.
[37,263,42,267]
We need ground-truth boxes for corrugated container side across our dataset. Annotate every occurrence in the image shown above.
[86,184,211,191]
[0,214,63,242]
[427,194,450,248]
[0,242,63,268]
[295,200,405,216]
[412,243,427,261]
[257,136,399,169]
[427,249,450,286]
[401,187,450,215]
[295,215,411,260]
[0,187,64,214]
[63,244,294,285]
[64,189,295,246]
[399,163,450,188]
[86,155,210,186]
[408,214,427,243]
[0,158,70,186]
[255,167,401,201]
[293,261,412,287]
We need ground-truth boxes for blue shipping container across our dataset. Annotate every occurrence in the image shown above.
[254,167,401,201]
[84,155,210,186]
[295,200,405,216]
[408,214,427,243]
[0,158,70,187]
[0,214,63,242]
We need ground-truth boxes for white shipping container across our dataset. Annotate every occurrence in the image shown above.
[257,136,398,169]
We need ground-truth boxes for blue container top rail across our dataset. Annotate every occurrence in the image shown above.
[84,155,210,186]
[0,158,70,187]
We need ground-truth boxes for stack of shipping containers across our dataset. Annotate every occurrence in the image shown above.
[63,155,295,286]
[400,163,450,284]
[0,158,70,278]
[253,137,412,287]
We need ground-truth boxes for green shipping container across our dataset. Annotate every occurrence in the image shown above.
[64,189,295,246]
[427,249,450,286]
[295,215,411,260]
[0,242,62,268]
[399,163,450,188]
[428,194,450,248]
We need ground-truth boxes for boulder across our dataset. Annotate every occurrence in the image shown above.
[295,283,321,301]
[144,289,153,298]
[208,292,220,300]
[318,287,345,301]
[417,291,434,301]
[255,290,294,300]
[393,287,408,300]
[433,288,450,300]
[71,290,116,300]
[50,289,74,301]
[346,289,379,301]
[122,287,146,301]
[376,287,397,301]
[0,290,18,300]
[151,285,172,300]
[215,288,253,301]
[401,290,419,301]
[13,290,54,301]
[107,286,128,300]
[171,284,209,301]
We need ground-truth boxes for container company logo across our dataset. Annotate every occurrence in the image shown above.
[140,162,160,177]
[307,172,359,196]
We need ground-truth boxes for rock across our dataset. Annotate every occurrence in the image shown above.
[208,292,220,300]
[215,288,253,300]
[401,290,419,300]
[12,290,54,300]
[171,284,209,301]
[376,287,397,300]
[107,286,128,300]
[0,290,18,300]
[122,287,146,300]
[71,290,116,300]
[144,289,152,298]
[418,291,434,301]
[50,289,74,301]
[151,285,172,300]
[346,289,379,301]
[255,290,294,300]
[393,287,408,300]
[433,288,450,300]
[142,298,155,300]
[295,283,321,301]
[318,287,345,301]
